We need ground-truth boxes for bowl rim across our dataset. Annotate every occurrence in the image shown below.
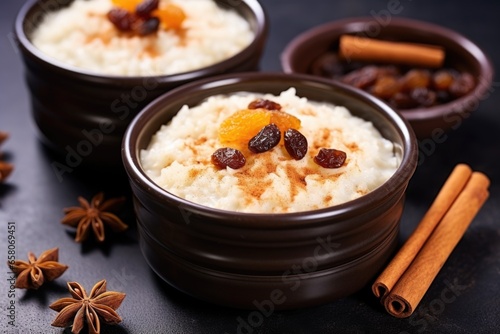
[122,72,418,227]
[280,16,494,122]
[14,0,268,83]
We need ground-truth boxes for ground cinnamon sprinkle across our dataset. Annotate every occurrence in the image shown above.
[188,168,201,179]
[140,44,160,58]
[312,128,339,150]
[320,128,331,142]
[345,142,359,152]
[186,142,198,155]
[285,164,309,199]
[298,106,317,116]
[236,153,276,200]
[141,89,399,213]
[323,195,333,205]
[237,174,272,201]
[84,30,116,45]
[83,13,115,45]
[195,137,208,146]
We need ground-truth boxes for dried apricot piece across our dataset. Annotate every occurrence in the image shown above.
[112,0,142,12]
[219,109,271,145]
[152,4,186,30]
[270,110,301,134]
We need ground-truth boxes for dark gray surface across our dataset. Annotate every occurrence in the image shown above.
[1,0,499,333]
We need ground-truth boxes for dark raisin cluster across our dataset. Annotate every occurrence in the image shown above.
[211,99,347,170]
[107,0,160,36]
[311,52,475,110]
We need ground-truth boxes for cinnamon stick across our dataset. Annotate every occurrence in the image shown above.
[372,164,472,299]
[384,171,490,318]
[339,35,445,68]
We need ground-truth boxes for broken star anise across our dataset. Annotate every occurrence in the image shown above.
[61,192,127,243]
[50,279,126,334]
[0,131,14,182]
[9,247,68,289]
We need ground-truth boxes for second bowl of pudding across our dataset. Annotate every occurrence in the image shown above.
[122,72,418,309]
[14,0,268,171]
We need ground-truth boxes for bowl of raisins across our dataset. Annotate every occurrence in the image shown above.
[14,0,268,175]
[122,72,418,310]
[281,17,494,139]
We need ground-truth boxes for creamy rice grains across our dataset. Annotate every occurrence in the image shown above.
[141,88,400,213]
[31,0,254,76]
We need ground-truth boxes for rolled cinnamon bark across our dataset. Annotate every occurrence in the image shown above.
[384,171,490,318]
[339,35,445,68]
[372,164,472,299]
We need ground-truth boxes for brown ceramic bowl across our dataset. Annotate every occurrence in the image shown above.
[281,17,494,139]
[14,0,268,171]
[122,72,418,309]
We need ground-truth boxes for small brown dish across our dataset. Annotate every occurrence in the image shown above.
[122,72,418,310]
[14,0,268,170]
[281,17,494,139]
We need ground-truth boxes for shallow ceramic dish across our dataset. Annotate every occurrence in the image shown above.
[122,72,418,310]
[281,17,494,139]
[14,0,268,170]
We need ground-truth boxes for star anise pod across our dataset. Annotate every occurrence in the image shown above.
[0,131,14,182]
[0,131,8,145]
[61,192,127,243]
[8,247,68,289]
[50,279,126,334]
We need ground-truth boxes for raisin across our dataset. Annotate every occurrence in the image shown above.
[314,148,346,168]
[341,65,379,89]
[410,87,437,107]
[332,62,474,110]
[137,17,160,35]
[390,92,419,110]
[378,65,401,77]
[248,99,282,111]
[248,123,281,153]
[136,0,159,18]
[107,8,135,31]
[371,75,401,99]
[436,90,453,103]
[432,70,455,91]
[284,129,308,160]
[211,148,246,169]
[401,69,431,92]
[449,72,475,97]
[310,52,345,78]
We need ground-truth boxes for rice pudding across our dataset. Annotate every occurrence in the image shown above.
[31,0,254,76]
[140,88,400,213]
